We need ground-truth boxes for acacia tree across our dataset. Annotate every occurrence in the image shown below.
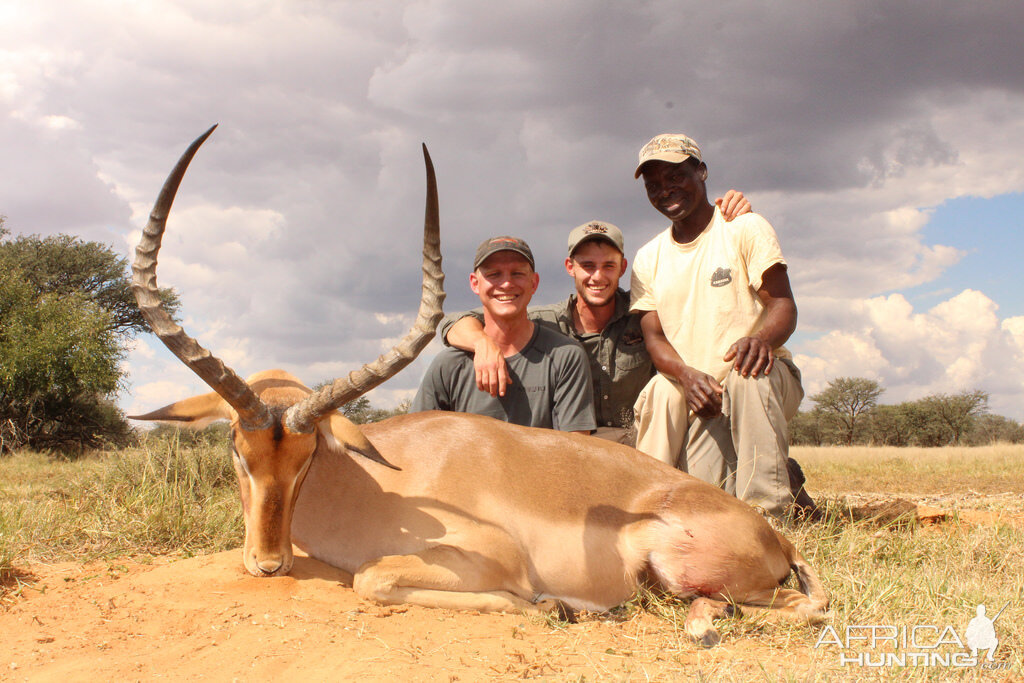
[337,395,410,424]
[967,413,1024,445]
[788,409,828,446]
[0,223,179,454]
[810,377,884,445]
[920,389,989,445]
[870,403,912,446]
[0,226,178,335]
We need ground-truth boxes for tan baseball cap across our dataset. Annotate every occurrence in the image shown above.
[567,220,625,256]
[634,133,703,178]
[473,235,535,270]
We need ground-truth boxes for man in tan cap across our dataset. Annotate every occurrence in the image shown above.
[438,193,750,443]
[630,133,804,519]
[412,236,596,434]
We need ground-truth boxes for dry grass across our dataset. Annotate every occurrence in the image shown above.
[792,443,1024,496]
[0,434,241,584]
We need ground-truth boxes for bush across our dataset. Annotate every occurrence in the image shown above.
[0,225,178,456]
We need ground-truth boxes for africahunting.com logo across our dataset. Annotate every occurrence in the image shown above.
[815,603,1011,670]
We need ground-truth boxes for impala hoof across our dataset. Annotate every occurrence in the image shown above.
[699,630,721,648]
[533,598,576,622]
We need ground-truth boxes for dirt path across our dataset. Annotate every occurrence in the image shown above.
[2,550,827,681]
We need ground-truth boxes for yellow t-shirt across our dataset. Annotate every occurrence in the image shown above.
[629,208,791,383]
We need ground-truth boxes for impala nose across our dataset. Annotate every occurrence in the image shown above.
[256,557,283,575]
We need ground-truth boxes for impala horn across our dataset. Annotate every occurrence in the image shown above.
[285,144,444,434]
[131,125,273,431]
[131,127,445,435]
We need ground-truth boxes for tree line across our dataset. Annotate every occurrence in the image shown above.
[790,377,1024,446]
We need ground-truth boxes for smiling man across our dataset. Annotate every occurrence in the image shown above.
[630,133,803,519]
[411,236,596,434]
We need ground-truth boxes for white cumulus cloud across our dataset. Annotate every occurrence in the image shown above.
[796,290,1024,418]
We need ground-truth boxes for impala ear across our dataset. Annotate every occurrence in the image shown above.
[319,413,401,470]
[129,392,234,429]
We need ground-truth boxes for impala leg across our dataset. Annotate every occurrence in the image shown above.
[353,545,550,614]
[685,597,736,648]
[732,587,828,623]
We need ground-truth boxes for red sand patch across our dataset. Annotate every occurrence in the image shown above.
[1,550,834,680]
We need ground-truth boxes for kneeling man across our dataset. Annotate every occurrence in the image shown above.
[412,236,596,434]
[630,134,804,518]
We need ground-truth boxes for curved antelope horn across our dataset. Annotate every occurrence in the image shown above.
[284,144,444,434]
[131,125,274,432]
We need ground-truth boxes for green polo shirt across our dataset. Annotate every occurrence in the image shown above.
[439,289,654,428]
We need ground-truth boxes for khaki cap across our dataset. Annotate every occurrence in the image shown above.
[567,221,624,256]
[634,133,703,178]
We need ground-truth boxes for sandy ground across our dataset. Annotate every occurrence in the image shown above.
[1,549,833,682]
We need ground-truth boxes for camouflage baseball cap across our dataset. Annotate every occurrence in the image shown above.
[473,235,535,270]
[634,133,703,178]
[567,220,625,256]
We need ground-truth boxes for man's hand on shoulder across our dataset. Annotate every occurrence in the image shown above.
[723,336,775,378]
[446,315,513,397]
[715,189,751,222]
[473,335,511,397]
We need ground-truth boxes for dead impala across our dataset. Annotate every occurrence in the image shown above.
[131,127,828,646]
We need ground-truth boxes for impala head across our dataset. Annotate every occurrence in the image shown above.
[129,126,444,577]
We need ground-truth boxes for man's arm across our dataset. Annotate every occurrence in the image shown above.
[722,263,797,378]
[639,309,724,418]
[444,315,511,397]
[551,341,597,435]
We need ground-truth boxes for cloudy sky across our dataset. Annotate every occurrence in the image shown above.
[3,1,1023,420]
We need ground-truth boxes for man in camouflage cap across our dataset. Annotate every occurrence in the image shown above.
[630,133,806,519]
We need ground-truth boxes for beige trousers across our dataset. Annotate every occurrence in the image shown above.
[632,359,803,518]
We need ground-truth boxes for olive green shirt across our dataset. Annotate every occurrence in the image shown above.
[439,289,654,429]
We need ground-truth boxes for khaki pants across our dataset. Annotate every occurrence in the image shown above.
[632,359,803,518]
